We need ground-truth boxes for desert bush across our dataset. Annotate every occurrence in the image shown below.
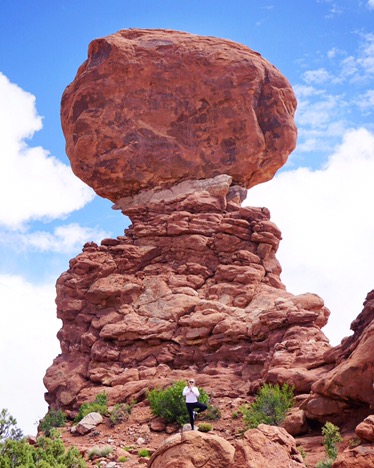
[147,380,209,426]
[316,421,342,468]
[198,422,213,432]
[0,408,23,442]
[240,383,294,428]
[40,408,66,435]
[0,429,86,467]
[232,409,241,419]
[87,445,112,460]
[75,392,108,422]
[138,448,151,458]
[298,446,307,460]
[348,437,361,448]
[108,401,134,425]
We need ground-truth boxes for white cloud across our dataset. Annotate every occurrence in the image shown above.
[340,55,359,80]
[0,73,95,229]
[327,47,345,59]
[357,32,374,76]
[368,0,374,10]
[303,68,335,85]
[0,274,60,435]
[245,128,374,346]
[355,89,374,113]
[0,223,111,254]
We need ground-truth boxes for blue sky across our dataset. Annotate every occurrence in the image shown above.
[1,0,373,435]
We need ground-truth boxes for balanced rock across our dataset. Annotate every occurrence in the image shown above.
[61,28,297,202]
[44,28,374,437]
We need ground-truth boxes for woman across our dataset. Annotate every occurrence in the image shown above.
[182,378,207,430]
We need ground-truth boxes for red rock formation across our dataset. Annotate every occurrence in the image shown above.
[61,28,297,202]
[44,176,332,415]
[148,425,306,468]
[303,290,374,425]
[45,30,374,453]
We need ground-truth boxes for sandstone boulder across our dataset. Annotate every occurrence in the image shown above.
[61,28,297,201]
[148,426,306,468]
[148,431,235,468]
[233,424,306,467]
[73,412,103,435]
[332,444,374,467]
[282,408,308,436]
[355,415,374,442]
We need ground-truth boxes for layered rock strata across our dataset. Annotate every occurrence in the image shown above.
[303,289,374,424]
[44,175,332,415]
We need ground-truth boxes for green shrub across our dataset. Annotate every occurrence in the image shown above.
[87,445,112,460]
[0,429,87,467]
[348,437,361,448]
[0,408,23,442]
[75,392,108,422]
[40,408,67,435]
[198,422,213,432]
[138,448,151,458]
[118,456,128,462]
[240,383,294,428]
[232,410,241,419]
[316,421,342,467]
[108,401,134,425]
[298,446,307,460]
[147,380,209,426]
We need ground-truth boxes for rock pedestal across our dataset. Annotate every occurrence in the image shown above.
[44,175,331,413]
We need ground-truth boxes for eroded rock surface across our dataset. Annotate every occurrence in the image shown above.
[61,28,297,201]
[44,177,332,415]
[304,290,374,424]
[148,425,305,468]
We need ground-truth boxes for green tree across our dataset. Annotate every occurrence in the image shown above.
[241,383,294,428]
[316,421,343,467]
[74,392,108,422]
[0,429,87,467]
[40,408,67,436]
[0,409,23,442]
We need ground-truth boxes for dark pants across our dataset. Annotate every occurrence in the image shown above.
[186,401,207,430]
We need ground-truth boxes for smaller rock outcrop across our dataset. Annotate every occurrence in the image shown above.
[303,290,374,425]
[72,412,103,436]
[233,424,305,468]
[356,415,374,443]
[148,425,305,468]
[148,431,235,468]
[333,444,374,468]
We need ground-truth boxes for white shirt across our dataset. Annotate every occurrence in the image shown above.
[183,385,200,403]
